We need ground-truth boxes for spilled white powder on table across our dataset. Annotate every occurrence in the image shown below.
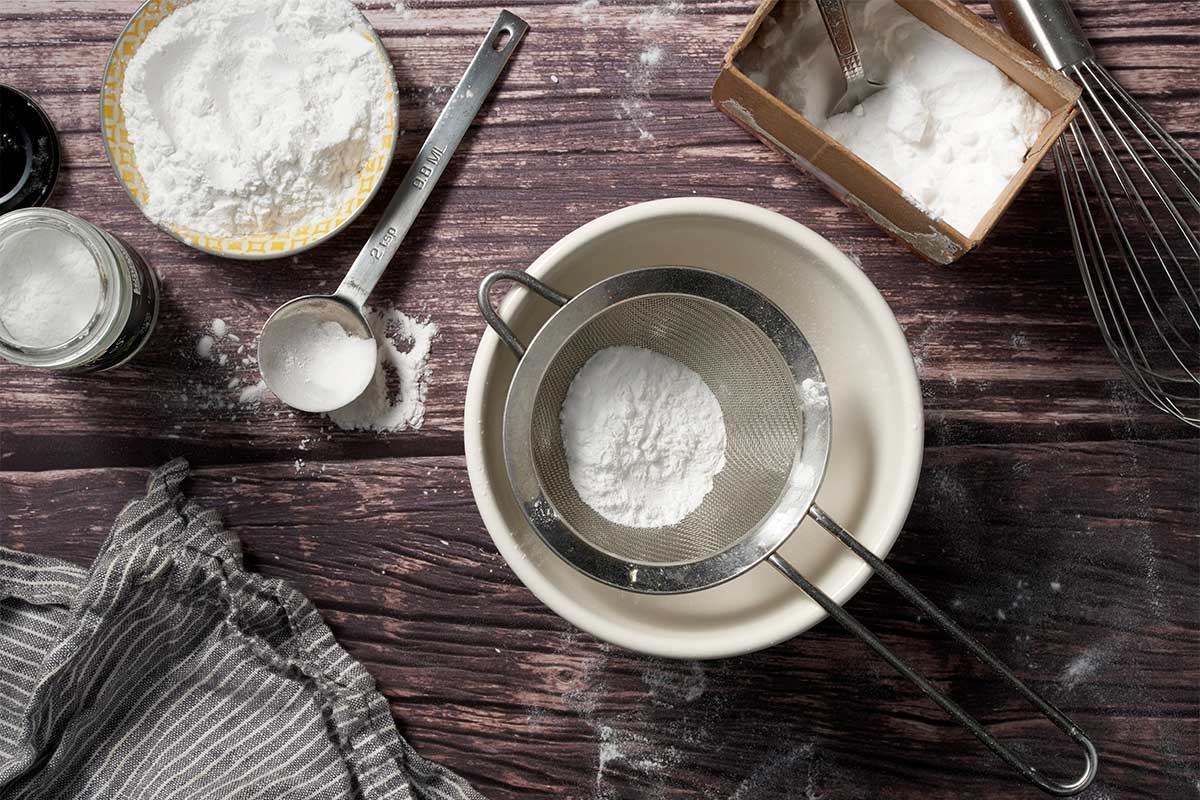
[560,346,726,528]
[179,318,270,417]
[120,0,391,237]
[195,335,214,359]
[0,227,101,348]
[617,0,683,142]
[327,307,438,433]
[738,0,1050,234]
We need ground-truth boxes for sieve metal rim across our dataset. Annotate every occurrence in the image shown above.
[491,267,831,594]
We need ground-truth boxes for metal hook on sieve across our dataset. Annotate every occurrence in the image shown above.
[478,266,1098,796]
[478,269,570,358]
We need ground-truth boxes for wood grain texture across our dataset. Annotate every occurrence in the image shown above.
[2,448,1196,799]
[0,1,1197,798]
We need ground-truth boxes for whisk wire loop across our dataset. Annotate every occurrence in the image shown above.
[1054,58,1200,425]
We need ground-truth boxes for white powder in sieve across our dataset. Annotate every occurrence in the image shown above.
[560,346,727,529]
[120,0,391,237]
[258,316,377,413]
[0,228,101,348]
[328,307,438,433]
[738,0,1050,235]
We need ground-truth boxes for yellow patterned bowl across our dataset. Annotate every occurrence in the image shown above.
[100,0,399,260]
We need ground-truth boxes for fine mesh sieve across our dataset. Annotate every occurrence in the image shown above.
[480,266,1098,796]
[529,294,803,567]
[483,267,828,595]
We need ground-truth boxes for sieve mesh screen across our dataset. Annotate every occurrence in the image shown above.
[530,294,804,566]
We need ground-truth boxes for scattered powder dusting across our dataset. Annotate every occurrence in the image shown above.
[906,311,956,375]
[799,377,827,409]
[738,0,1050,234]
[544,629,701,800]
[569,0,601,24]
[1058,644,1112,692]
[195,335,215,360]
[617,0,683,141]
[176,318,273,419]
[639,46,663,67]
[641,662,707,705]
[327,306,438,433]
[120,0,391,237]
[730,743,824,800]
[533,628,852,798]
[237,380,268,405]
[560,346,727,528]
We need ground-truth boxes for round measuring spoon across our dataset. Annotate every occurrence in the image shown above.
[258,11,527,413]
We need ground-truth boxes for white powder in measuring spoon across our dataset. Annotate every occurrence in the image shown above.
[0,228,101,348]
[257,315,377,413]
[120,0,390,237]
[560,346,727,529]
[738,0,1050,235]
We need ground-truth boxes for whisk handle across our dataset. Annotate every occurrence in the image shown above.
[478,269,571,358]
[989,0,1094,70]
[767,505,1098,796]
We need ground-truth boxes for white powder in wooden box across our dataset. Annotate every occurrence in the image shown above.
[738,0,1050,235]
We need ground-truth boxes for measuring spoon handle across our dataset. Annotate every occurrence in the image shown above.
[336,10,528,308]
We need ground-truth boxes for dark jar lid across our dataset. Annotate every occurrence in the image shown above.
[0,85,61,214]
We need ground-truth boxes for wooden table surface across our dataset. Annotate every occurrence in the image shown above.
[2,1,1197,798]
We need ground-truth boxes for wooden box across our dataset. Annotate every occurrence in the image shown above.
[711,0,1082,264]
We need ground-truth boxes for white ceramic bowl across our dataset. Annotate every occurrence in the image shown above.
[464,198,923,659]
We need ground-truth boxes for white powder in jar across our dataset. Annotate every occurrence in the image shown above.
[0,227,101,348]
[560,346,727,529]
[120,0,391,237]
[738,0,1050,235]
[257,315,377,412]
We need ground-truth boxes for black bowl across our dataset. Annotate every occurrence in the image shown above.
[1,84,61,214]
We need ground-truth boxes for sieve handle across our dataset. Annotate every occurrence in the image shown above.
[767,505,1098,797]
[477,269,571,358]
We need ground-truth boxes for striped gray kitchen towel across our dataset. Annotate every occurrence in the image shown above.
[0,458,485,800]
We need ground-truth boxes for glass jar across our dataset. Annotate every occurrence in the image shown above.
[0,208,159,371]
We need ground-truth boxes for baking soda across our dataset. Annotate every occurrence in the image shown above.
[328,307,438,433]
[560,346,727,528]
[0,227,100,348]
[120,0,391,237]
[257,315,377,412]
[738,0,1050,234]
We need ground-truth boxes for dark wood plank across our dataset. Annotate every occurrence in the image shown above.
[1,443,1195,799]
[0,0,1198,469]
[1,2,1197,799]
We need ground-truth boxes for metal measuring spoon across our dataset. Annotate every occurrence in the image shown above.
[815,0,885,116]
[259,11,527,413]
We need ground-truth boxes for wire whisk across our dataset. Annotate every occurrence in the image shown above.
[993,0,1200,426]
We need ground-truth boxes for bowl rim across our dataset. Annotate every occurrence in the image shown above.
[464,197,924,659]
[99,0,400,261]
